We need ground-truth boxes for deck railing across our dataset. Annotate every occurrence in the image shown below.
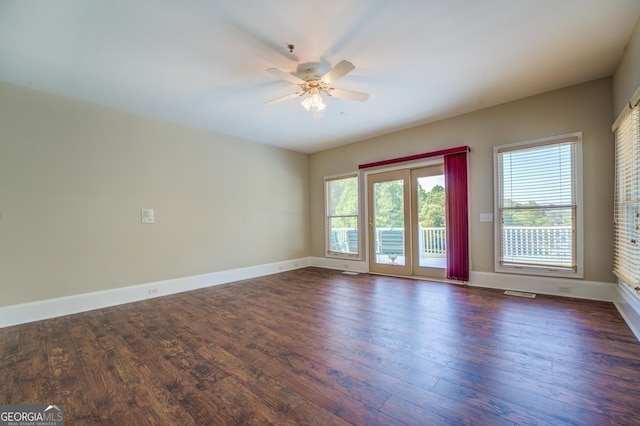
[330,227,446,256]
[419,227,446,257]
[330,226,572,260]
[501,226,573,265]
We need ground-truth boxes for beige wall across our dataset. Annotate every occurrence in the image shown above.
[614,17,640,116]
[0,82,309,306]
[310,78,616,284]
[1,62,626,307]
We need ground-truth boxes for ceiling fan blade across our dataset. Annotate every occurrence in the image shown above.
[329,88,369,102]
[321,60,355,84]
[266,68,305,84]
[265,92,302,105]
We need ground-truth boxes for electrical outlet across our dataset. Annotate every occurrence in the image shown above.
[558,285,572,293]
[141,208,155,224]
[148,288,158,295]
[479,213,493,222]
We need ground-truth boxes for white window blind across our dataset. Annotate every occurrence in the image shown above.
[613,105,640,289]
[325,175,360,258]
[494,133,582,277]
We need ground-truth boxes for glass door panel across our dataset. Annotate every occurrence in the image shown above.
[411,166,446,279]
[368,170,411,276]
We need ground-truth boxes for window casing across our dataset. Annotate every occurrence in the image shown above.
[613,104,640,290]
[325,174,360,259]
[494,133,583,278]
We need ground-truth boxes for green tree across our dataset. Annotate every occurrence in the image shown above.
[331,177,358,228]
[375,180,404,227]
[333,179,449,229]
[502,200,553,226]
[419,184,445,227]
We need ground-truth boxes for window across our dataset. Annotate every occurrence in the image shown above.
[494,133,583,278]
[325,174,360,258]
[613,103,640,290]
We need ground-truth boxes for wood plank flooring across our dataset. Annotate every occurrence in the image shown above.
[1,267,640,425]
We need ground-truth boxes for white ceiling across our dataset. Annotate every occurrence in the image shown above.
[1,1,639,154]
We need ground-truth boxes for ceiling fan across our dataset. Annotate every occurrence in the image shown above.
[265,60,369,119]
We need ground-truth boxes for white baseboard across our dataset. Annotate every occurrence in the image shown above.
[309,256,369,273]
[614,283,640,341]
[0,257,310,328]
[309,258,618,301]
[469,271,616,301]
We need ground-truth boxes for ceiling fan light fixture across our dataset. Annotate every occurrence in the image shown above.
[300,90,327,113]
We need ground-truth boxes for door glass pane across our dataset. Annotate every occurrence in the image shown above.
[374,179,405,265]
[416,174,446,269]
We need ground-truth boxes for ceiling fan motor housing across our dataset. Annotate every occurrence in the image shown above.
[296,62,330,81]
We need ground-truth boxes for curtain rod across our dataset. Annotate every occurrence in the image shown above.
[358,145,470,170]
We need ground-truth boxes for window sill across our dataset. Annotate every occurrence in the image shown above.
[326,252,361,261]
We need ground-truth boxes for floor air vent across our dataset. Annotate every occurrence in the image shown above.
[342,271,359,275]
[504,290,536,298]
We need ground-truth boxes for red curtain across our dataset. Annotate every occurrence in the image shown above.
[444,151,469,281]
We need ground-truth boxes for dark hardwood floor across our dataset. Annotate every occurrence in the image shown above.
[1,267,640,425]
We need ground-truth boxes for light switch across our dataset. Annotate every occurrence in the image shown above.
[141,208,155,224]
[479,213,493,222]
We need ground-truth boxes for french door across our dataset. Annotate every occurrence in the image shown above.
[367,166,446,278]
